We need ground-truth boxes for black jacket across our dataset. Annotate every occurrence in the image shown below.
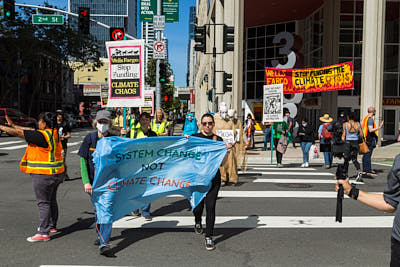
[298,124,315,142]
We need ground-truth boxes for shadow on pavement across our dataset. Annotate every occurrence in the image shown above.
[213,215,265,245]
[51,216,95,240]
[151,199,192,216]
[0,153,8,156]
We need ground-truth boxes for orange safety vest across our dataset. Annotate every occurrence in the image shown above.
[361,115,378,139]
[20,129,65,175]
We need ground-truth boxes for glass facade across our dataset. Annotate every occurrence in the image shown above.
[245,21,296,100]
[70,0,137,58]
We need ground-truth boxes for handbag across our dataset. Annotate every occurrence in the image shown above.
[359,141,370,154]
[277,134,288,154]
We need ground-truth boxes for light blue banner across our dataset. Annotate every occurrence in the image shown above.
[92,136,227,224]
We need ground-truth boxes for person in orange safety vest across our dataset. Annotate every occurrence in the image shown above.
[0,112,64,243]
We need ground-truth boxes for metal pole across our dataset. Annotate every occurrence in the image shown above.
[155,0,162,110]
[270,125,274,164]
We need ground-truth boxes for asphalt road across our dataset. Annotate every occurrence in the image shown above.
[0,127,395,267]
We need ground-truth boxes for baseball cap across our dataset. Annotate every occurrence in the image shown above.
[95,110,111,121]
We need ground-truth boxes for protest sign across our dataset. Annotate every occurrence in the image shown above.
[92,136,227,224]
[265,62,354,94]
[216,130,235,144]
[263,84,284,123]
[106,40,144,107]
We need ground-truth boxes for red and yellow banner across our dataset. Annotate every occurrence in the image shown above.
[265,62,354,94]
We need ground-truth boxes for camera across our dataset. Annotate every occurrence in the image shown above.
[329,121,346,158]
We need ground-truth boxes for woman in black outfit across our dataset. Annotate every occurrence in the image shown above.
[297,118,315,168]
[188,113,231,251]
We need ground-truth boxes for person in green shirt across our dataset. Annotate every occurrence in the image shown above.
[273,121,288,167]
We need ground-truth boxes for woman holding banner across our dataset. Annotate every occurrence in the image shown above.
[187,113,231,251]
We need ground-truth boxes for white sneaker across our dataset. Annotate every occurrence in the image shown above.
[305,162,309,167]
[301,163,305,168]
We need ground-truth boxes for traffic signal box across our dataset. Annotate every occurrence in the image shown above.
[223,72,232,93]
[159,62,167,84]
[3,0,15,20]
[78,7,90,34]
[223,25,234,53]
[194,25,206,53]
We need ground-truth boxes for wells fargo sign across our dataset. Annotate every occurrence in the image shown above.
[265,62,354,94]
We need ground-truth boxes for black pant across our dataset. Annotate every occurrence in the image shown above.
[193,175,221,237]
[391,237,400,267]
[273,138,283,164]
[31,173,63,234]
[344,140,361,176]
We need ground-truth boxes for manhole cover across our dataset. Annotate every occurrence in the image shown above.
[275,183,313,188]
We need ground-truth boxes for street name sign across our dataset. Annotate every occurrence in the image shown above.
[32,14,64,25]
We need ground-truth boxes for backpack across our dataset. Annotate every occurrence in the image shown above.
[321,123,333,140]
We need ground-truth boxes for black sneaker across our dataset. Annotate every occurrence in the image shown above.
[99,246,113,256]
[194,223,203,235]
[205,237,215,251]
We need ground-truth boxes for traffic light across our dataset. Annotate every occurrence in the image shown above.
[223,72,232,93]
[194,25,206,53]
[78,7,90,34]
[109,27,125,41]
[3,0,15,20]
[223,25,234,53]
[159,62,167,83]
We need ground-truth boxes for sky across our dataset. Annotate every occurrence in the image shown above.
[17,0,196,87]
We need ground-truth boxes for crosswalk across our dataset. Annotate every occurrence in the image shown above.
[112,162,391,230]
[0,135,87,152]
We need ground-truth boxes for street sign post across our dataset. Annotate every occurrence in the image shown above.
[32,14,64,25]
[153,40,165,59]
[153,15,165,30]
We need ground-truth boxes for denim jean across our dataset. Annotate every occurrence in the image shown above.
[362,137,376,171]
[141,203,151,216]
[300,142,312,163]
[323,152,333,166]
[264,127,271,150]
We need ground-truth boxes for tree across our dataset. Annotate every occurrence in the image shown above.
[0,3,102,115]
[145,59,177,112]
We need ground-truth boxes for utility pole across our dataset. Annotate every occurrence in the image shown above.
[155,0,162,109]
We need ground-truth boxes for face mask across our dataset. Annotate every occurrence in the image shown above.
[302,123,307,127]
[97,123,109,133]
[187,116,193,121]
[221,112,227,119]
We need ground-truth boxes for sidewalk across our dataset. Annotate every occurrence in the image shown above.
[246,133,399,165]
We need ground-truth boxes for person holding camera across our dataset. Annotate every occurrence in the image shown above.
[361,107,384,176]
[298,118,314,168]
[342,112,364,182]
[0,112,65,242]
[336,154,400,266]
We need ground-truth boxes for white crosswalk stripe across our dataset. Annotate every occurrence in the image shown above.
[0,140,24,146]
[239,171,334,176]
[0,139,82,150]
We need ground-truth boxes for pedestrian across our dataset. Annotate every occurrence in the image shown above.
[129,112,158,221]
[284,110,296,148]
[342,112,364,181]
[298,118,315,168]
[167,111,176,136]
[318,114,334,169]
[189,113,231,250]
[56,110,71,180]
[0,112,64,242]
[182,113,198,136]
[151,108,170,136]
[272,120,288,167]
[336,154,400,266]
[78,109,124,256]
[263,122,272,150]
[361,107,384,176]
[398,121,400,142]
[244,113,256,149]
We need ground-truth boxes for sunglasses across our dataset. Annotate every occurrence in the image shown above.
[202,122,214,126]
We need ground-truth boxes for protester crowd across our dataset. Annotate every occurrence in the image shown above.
[2,105,400,264]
